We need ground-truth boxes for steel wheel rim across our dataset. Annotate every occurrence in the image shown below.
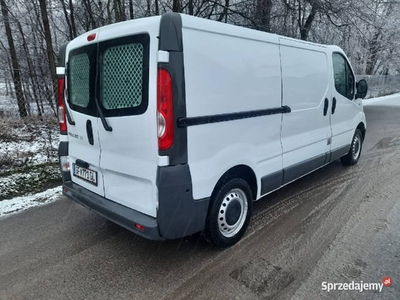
[217,188,248,238]
[352,135,361,160]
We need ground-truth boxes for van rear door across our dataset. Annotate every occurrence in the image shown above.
[66,33,105,197]
[96,20,160,218]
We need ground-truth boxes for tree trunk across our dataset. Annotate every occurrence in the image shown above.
[68,0,77,37]
[129,0,134,19]
[5,76,10,97]
[217,0,229,22]
[188,0,193,15]
[1,0,27,117]
[256,0,272,32]
[98,0,105,26]
[107,0,127,22]
[107,0,112,24]
[155,0,159,15]
[146,0,150,16]
[17,20,42,117]
[60,0,73,39]
[172,0,180,12]
[82,0,97,28]
[299,4,317,40]
[38,0,58,114]
[113,0,126,21]
[365,32,380,75]
[22,81,31,116]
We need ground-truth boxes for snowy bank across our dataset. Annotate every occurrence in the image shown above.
[0,186,62,218]
[363,93,400,107]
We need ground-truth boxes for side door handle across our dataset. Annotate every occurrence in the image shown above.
[323,98,329,116]
[86,120,94,145]
[332,97,337,115]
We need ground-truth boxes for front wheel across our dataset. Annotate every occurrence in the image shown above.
[203,178,253,248]
[341,129,363,166]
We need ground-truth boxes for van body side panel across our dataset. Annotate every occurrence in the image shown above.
[181,16,283,200]
[279,39,332,183]
[96,20,160,218]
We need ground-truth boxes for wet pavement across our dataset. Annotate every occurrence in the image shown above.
[1,105,399,299]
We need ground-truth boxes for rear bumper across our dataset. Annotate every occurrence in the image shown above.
[63,181,163,241]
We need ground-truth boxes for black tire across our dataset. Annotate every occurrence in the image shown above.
[203,178,253,248]
[341,129,363,166]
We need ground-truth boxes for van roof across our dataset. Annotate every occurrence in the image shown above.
[180,13,341,52]
[66,13,343,56]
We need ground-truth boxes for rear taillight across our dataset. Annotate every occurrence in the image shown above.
[58,78,67,134]
[157,68,174,151]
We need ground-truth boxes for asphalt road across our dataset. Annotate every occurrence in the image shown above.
[1,105,399,300]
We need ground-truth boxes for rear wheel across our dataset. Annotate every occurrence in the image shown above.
[204,178,253,248]
[341,129,363,166]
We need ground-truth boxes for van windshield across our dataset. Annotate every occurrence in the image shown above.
[67,34,150,117]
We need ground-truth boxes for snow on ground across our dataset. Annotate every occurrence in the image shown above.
[0,139,57,167]
[363,93,400,107]
[0,119,59,171]
[0,186,62,218]
[0,116,60,200]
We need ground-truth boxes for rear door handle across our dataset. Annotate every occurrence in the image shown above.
[75,159,90,169]
[323,98,329,116]
[86,120,94,145]
[332,97,337,114]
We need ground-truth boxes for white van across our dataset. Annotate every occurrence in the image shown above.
[57,12,368,247]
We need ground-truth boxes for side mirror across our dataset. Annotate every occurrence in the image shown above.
[356,79,368,99]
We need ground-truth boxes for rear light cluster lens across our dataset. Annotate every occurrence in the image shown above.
[135,223,145,231]
[58,106,65,123]
[157,68,174,151]
[60,156,70,172]
[58,78,67,134]
[157,112,166,137]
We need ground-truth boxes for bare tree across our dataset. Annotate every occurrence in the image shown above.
[39,0,58,115]
[1,0,27,117]
[16,20,42,116]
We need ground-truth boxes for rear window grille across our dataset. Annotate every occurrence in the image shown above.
[69,54,90,108]
[102,43,144,110]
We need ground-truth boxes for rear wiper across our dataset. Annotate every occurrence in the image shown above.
[94,52,112,132]
[64,62,75,125]
[65,103,76,126]
[95,97,112,132]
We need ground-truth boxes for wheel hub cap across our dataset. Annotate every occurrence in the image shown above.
[217,188,248,238]
[352,136,361,160]
[225,199,241,225]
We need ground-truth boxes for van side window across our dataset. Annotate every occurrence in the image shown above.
[102,43,144,110]
[332,53,355,100]
[69,53,90,108]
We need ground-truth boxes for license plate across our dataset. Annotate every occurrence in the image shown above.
[73,164,98,186]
